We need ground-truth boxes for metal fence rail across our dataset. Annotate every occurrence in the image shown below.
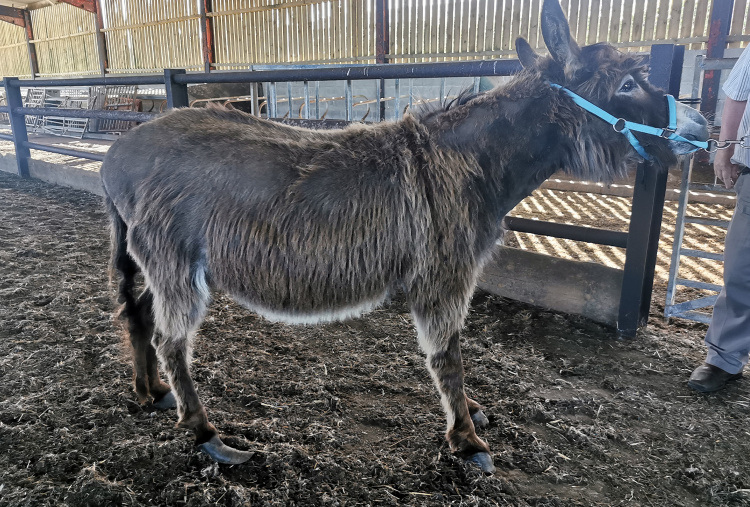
[0,46,685,336]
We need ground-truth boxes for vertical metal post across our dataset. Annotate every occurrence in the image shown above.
[408,78,414,111]
[617,44,684,337]
[303,81,310,119]
[250,82,259,116]
[345,80,353,121]
[374,80,381,122]
[287,82,293,117]
[4,77,31,178]
[394,78,400,120]
[164,69,189,109]
[314,81,320,119]
[93,0,108,76]
[268,82,277,118]
[375,0,389,122]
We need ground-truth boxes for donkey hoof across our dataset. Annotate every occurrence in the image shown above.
[198,435,253,465]
[471,409,489,428]
[152,391,177,410]
[466,452,496,473]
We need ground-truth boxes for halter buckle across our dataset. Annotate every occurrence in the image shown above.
[613,118,627,133]
[660,128,676,139]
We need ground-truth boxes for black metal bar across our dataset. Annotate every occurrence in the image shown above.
[617,44,683,337]
[24,141,105,162]
[13,107,159,123]
[174,60,523,84]
[164,69,189,109]
[0,132,14,141]
[3,77,30,178]
[0,105,9,113]
[504,217,629,248]
[8,75,165,87]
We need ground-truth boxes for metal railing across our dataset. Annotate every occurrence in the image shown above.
[0,45,685,336]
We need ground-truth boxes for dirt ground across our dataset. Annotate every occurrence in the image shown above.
[1,168,748,507]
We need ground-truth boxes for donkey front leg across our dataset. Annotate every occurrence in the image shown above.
[150,289,252,465]
[152,330,252,464]
[413,311,495,473]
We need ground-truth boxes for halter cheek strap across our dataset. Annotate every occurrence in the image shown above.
[549,83,709,161]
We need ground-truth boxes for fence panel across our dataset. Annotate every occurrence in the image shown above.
[0,22,31,79]
[31,3,100,77]
[100,0,202,73]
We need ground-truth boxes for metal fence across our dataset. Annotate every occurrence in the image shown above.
[0,44,685,336]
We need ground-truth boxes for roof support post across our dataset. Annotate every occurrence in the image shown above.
[696,0,734,163]
[22,10,39,79]
[200,0,216,73]
[94,0,109,75]
[375,0,389,120]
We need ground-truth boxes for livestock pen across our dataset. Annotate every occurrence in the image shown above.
[1,0,749,504]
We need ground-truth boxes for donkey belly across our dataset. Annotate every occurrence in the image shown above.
[209,237,403,326]
[233,289,390,325]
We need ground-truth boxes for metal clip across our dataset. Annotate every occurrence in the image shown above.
[613,118,626,133]
[660,128,676,139]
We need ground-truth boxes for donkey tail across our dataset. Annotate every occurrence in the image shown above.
[106,196,140,315]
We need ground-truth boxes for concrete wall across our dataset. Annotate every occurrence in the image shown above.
[0,153,103,196]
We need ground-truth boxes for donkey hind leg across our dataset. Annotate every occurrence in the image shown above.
[123,289,175,409]
[108,204,175,410]
[466,395,490,428]
[150,287,252,464]
[413,313,495,473]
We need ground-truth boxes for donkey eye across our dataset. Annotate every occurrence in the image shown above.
[619,79,637,93]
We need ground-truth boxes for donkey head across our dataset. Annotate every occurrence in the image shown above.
[516,0,708,168]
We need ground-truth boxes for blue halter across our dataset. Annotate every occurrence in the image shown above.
[549,83,708,161]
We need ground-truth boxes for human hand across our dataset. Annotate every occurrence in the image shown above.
[714,149,741,189]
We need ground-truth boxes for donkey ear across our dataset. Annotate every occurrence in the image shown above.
[541,0,582,74]
[515,38,539,68]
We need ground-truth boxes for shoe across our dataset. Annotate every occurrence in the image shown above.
[688,363,743,393]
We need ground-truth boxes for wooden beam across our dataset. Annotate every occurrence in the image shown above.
[375,0,389,63]
[200,0,216,72]
[0,5,25,27]
[478,247,623,327]
[22,9,39,78]
[58,0,97,14]
[93,0,108,75]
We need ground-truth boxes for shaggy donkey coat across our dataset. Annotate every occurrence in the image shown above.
[102,0,707,472]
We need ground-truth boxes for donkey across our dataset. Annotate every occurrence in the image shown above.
[101,0,707,473]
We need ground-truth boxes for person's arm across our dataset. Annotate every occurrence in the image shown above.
[715,97,747,189]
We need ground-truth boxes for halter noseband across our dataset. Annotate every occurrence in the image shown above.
[549,83,708,161]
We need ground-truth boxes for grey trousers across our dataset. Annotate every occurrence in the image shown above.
[705,169,750,374]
